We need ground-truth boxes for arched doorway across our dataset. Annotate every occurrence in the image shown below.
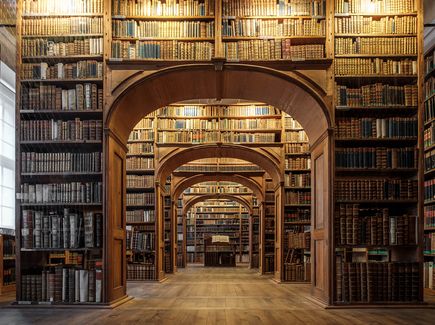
[105,64,333,305]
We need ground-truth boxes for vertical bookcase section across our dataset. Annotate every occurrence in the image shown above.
[0,230,16,295]
[17,0,105,305]
[333,0,422,304]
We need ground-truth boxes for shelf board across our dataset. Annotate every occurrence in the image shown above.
[20,140,102,146]
[21,78,103,84]
[334,12,417,17]
[3,256,16,260]
[158,128,282,133]
[284,204,311,207]
[335,74,417,79]
[113,36,214,41]
[335,106,417,116]
[334,54,417,58]
[22,55,103,62]
[126,221,155,225]
[425,143,435,152]
[424,168,435,177]
[21,172,102,177]
[22,13,104,18]
[126,204,155,208]
[222,35,325,40]
[20,202,102,207]
[127,139,154,143]
[22,33,104,39]
[223,15,326,19]
[335,138,418,146]
[126,153,154,157]
[424,227,435,231]
[285,152,310,156]
[20,109,103,116]
[336,244,418,249]
[335,33,416,37]
[284,221,311,225]
[112,15,215,20]
[285,169,311,172]
[21,247,101,252]
[424,200,435,206]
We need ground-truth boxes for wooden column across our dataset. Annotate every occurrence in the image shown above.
[172,201,178,273]
[310,132,333,305]
[274,183,285,282]
[155,184,166,281]
[105,131,128,303]
[249,213,253,268]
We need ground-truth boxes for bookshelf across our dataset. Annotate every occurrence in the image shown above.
[0,231,16,295]
[333,0,422,305]
[16,0,105,305]
[424,39,435,293]
[282,116,311,282]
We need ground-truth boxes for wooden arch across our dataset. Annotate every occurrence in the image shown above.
[105,63,333,306]
[106,63,332,145]
[156,144,282,186]
[172,174,264,202]
[182,194,252,216]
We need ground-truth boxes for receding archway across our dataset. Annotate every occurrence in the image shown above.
[183,193,253,216]
[105,63,333,305]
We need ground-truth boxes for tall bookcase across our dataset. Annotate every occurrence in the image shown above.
[423,41,435,292]
[16,0,105,304]
[333,0,422,304]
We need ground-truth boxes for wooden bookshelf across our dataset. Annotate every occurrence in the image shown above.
[0,232,16,295]
[333,0,422,305]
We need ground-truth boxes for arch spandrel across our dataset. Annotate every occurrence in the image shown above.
[182,194,252,216]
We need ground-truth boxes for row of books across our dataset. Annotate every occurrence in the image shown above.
[21,84,103,111]
[225,40,324,61]
[22,0,103,14]
[426,149,435,172]
[126,209,155,223]
[3,268,15,286]
[424,123,435,148]
[219,118,281,129]
[112,20,215,38]
[334,0,415,14]
[424,179,435,202]
[335,117,418,139]
[287,232,310,249]
[157,118,218,130]
[21,61,103,80]
[128,129,154,141]
[335,261,419,303]
[335,58,417,76]
[425,49,435,75]
[284,130,309,142]
[127,143,154,154]
[423,262,435,290]
[335,83,418,107]
[126,157,154,169]
[22,17,103,36]
[159,105,280,117]
[285,157,311,170]
[2,237,15,256]
[425,77,435,100]
[175,164,261,172]
[20,182,103,204]
[112,0,215,17]
[127,263,156,280]
[334,16,417,35]
[21,152,102,173]
[126,193,155,206]
[21,265,103,303]
[424,205,435,228]
[285,192,311,205]
[284,209,311,222]
[335,179,417,201]
[284,143,309,153]
[285,173,311,188]
[284,262,311,282]
[424,97,435,124]
[126,230,155,251]
[335,204,416,246]
[335,147,417,169]
[111,40,214,60]
[222,0,326,17]
[222,18,325,37]
[284,117,303,129]
[424,233,435,255]
[335,37,417,55]
[127,175,154,188]
[20,119,103,141]
[22,38,104,57]
[21,209,102,249]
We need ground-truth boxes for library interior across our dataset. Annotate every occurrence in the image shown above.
[2,0,435,324]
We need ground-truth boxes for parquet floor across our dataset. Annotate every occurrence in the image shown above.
[1,264,435,325]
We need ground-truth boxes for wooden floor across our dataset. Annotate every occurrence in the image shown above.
[1,265,435,324]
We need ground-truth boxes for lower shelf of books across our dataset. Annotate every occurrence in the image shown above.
[127,263,156,281]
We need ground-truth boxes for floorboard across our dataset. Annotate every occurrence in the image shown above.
[1,265,435,325]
